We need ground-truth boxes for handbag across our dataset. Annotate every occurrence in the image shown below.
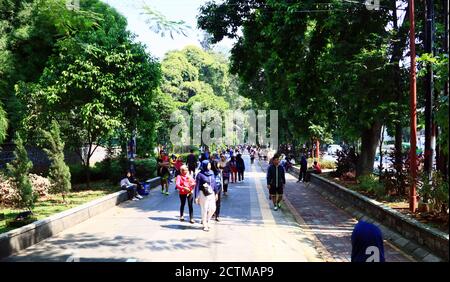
[201,176,214,196]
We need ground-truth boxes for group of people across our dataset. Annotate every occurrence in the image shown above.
[151,146,248,231]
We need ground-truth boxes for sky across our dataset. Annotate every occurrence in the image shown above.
[100,0,235,59]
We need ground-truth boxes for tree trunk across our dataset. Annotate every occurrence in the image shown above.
[392,1,404,173]
[357,121,382,177]
[379,125,385,177]
[315,139,320,161]
[85,157,91,189]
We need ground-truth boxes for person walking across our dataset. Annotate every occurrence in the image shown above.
[186,149,198,178]
[266,154,286,211]
[194,160,218,231]
[297,154,308,183]
[176,165,196,224]
[157,151,170,195]
[250,149,255,164]
[218,154,230,196]
[229,156,238,183]
[236,153,245,182]
[211,160,223,222]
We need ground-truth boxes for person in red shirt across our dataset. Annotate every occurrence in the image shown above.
[174,155,184,177]
[312,161,322,174]
[176,165,196,223]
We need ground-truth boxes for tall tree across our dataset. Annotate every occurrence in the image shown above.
[40,121,71,202]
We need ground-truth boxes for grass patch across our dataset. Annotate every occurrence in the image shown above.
[0,181,119,234]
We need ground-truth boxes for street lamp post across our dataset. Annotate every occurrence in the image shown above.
[408,0,418,213]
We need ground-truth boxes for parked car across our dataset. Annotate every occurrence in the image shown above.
[327,144,342,156]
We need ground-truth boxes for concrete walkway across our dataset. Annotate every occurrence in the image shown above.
[3,155,323,262]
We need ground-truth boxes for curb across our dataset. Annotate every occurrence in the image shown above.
[0,176,162,260]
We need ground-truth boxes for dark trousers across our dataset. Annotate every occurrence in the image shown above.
[299,167,307,181]
[238,170,244,181]
[223,179,229,193]
[179,194,193,218]
[214,192,221,218]
[188,166,196,177]
[122,184,137,200]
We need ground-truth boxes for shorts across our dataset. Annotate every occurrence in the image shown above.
[269,185,283,195]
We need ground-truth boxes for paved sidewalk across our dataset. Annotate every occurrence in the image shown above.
[3,156,322,262]
[258,160,413,262]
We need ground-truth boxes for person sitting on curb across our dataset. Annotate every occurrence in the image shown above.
[312,161,322,174]
[120,172,142,201]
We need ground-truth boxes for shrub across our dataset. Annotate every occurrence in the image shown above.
[307,158,336,169]
[40,121,71,201]
[28,174,51,197]
[6,133,37,211]
[0,173,50,207]
[68,164,85,185]
[134,158,157,180]
[357,175,386,199]
[418,171,449,215]
[330,147,358,178]
[380,148,412,197]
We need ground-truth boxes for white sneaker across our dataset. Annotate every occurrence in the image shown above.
[132,197,139,201]
[203,226,209,232]
[136,195,143,199]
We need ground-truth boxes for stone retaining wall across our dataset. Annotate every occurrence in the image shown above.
[0,176,162,259]
[309,172,448,260]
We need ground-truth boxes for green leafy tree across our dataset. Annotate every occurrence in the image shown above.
[19,0,161,187]
[6,133,37,211]
[0,104,7,143]
[198,0,404,176]
[40,121,71,202]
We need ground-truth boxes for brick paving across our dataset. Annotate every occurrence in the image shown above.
[259,160,413,262]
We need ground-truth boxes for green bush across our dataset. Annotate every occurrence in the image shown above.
[419,171,449,214]
[134,158,157,180]
[69,157,158,185]
[68,164,84,184]
[357,175,386,199]
[307,158,336,169]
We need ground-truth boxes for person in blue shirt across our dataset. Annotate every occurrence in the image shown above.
[194,160,218,231]
[351,220,385,262]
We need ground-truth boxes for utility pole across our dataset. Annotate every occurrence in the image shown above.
[443,0,449,179]
[408,0,418,213]
[424,0,435,177]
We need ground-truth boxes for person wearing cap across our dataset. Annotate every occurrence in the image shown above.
[194,160,218,231]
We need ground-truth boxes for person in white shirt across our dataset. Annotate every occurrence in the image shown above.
[120,172,142,201]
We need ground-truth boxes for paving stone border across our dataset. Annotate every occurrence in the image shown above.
[288,166,448,261]
[0,177,161,259]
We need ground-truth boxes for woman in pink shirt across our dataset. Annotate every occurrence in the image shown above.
[176,165,196,223]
